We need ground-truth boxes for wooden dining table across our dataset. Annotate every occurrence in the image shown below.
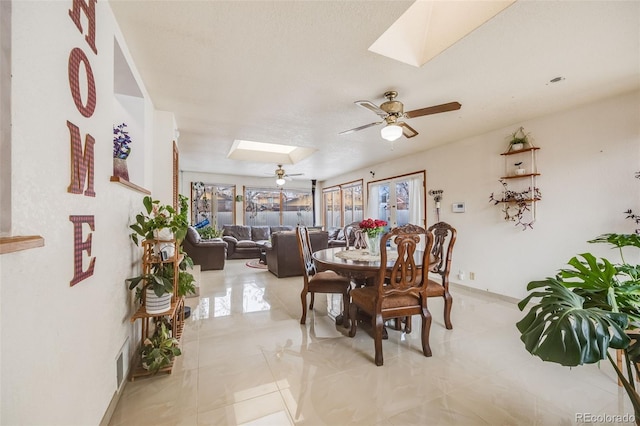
[312,246,428,282]
[312,247,431,327]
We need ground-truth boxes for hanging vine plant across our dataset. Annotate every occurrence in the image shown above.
[625,171,640,234]
[489,179,542,230]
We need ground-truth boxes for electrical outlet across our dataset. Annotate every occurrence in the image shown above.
[469,272,476,280]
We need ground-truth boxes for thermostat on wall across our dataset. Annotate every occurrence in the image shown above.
[452,202,465,213]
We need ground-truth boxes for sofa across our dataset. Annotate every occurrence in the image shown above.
[266,230,329,278]
[183,226,228,270]
[222,225,294,259]
[327,223,359,248]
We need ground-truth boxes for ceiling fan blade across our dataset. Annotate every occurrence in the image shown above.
[355,100,388,118]
[285,173,304,177]
[338,121,382,136]
[405,101,461,119]
[399,122,418,139]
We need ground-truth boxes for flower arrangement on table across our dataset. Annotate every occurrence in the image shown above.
[113,122,132,159]
[359,218,388,237]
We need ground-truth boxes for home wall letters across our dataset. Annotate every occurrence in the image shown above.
[66,0,97,286]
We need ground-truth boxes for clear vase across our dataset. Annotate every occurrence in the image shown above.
[366,233,381,256]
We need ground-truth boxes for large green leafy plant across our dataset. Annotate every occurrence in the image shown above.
[517,233,640,421]
[129,195,189,245]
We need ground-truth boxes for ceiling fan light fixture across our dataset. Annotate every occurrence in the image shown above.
[380,124,403,141]
[276,177,286,186]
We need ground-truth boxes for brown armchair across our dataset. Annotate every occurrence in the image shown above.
[348,224,435,366]
[182,226,227,271]
[266,230,328,278]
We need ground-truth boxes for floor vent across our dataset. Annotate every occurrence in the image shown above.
[116,338,129,390]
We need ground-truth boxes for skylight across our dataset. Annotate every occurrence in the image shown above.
[369,0,515,67]
[227,139,316,164]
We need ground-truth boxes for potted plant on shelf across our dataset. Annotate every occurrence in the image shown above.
[126,263,175,314]
[489,179,541,230]
[129,195,189,247]
[508,126,530,151]
[140,317,181,374]
[113,123,132,181]
[517,233,640,423]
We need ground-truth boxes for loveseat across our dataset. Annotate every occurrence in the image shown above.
[222,225,294,259]
[266,230,329,278]
[183,226,227,270]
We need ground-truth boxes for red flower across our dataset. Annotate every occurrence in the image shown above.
[359,218,387,237]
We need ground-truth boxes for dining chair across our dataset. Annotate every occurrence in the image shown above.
[348,223,435,366]
[296,226,352,326]
[426,221,457,329]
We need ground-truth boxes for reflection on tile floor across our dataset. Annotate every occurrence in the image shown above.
[109,260,635,425]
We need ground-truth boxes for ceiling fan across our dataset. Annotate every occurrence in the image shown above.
[339,91,461,141]
[272,164,303,186]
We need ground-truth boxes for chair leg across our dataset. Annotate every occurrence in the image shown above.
[405,316,412,334]
[342,290,350,328]
[300,289,308,324]
[392,318,402,330]
[309,292,315,310]
[443,292,453,329]
[348,303,358,337]
[421,306,433,357]
[374,313,384,366]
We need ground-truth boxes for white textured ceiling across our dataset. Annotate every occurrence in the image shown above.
[109,0,640,182]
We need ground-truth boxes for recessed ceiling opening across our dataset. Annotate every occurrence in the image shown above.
[227,140,316,164]
[369,0,516,67]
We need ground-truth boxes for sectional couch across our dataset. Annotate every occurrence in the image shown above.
[222,225,294,259]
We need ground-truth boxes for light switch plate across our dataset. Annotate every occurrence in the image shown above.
[452,202,465,213]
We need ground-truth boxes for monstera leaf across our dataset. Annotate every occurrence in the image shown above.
[517,278,630,367]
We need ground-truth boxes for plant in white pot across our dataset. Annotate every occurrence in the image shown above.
[508,126,530,151]
[126,264,175,314]
[129,196,188,248]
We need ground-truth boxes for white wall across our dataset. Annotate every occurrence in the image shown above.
[324,90,640,300]
[153,110,178,206]
[0,2,175,424]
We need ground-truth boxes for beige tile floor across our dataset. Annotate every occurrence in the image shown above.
[109,259,635,425]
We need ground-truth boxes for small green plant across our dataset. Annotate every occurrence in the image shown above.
[197,225,222,239]
[140,318,181,374]
[509,126,530,148]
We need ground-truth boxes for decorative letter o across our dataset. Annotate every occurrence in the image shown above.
[68,47,97,118]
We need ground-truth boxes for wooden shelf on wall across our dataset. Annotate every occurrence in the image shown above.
[110,176,151,195]
[0,235,45,254]
[500,173,541,180]
[501,147,540,156]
